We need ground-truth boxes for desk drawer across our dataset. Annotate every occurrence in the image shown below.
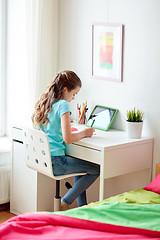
[103,142,153,178]
[65,144,101,165]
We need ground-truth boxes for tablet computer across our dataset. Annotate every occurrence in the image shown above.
[86,105,118,131]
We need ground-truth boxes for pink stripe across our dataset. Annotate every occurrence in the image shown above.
[0,213,160,239]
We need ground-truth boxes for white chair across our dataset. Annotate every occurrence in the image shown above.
[22,127,85,211]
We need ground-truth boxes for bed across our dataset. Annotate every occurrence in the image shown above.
[1,166,160,240]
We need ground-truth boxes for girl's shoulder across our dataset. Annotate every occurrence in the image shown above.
[59,99,68,104]
[53,99,68,107]
[51,100,71,118]
[52,100,70,113]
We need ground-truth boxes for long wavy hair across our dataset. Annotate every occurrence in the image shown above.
[32,70,82,129]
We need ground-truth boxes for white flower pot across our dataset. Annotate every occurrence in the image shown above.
[126,121,143,139]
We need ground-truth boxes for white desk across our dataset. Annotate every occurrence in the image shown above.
[11,125,153,214]
[66,125,154,201]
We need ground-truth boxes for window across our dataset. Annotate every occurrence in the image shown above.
[0,0,7,136]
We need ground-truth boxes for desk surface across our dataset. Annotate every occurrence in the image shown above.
[71,123,153,151]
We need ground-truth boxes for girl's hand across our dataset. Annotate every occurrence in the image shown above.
[83,127,95,137]
[61,112,95,144]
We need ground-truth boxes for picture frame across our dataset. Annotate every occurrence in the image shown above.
[92,23,123,82]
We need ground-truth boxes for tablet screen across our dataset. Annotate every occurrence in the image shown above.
[86,105,118,131]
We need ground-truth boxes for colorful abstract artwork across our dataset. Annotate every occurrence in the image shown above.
[92,23,123,82]
[99,32,113,70]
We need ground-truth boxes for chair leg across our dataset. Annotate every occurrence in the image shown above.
[54,180,61,212]
[56,180,60,198]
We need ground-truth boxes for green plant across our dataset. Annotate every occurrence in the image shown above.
[127,108,144,122]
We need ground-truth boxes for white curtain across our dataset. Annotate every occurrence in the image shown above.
[6,0,59,133]
[26,0,59,118]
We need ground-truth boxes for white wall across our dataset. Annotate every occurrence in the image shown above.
[58,0,160,177]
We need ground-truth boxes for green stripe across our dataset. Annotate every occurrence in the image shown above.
[58,202,160,232]
[53,189,160,231]
[100,62,113,69]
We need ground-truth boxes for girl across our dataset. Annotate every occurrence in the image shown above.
[32,70,100,210]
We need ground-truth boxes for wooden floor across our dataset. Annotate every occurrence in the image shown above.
[0,203,16,224]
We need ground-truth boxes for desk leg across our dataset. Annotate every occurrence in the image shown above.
[99,152,105,201]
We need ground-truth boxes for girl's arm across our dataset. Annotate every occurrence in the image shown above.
[61,112,95,144]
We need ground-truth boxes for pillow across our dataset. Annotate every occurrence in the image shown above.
[144,174,160,194]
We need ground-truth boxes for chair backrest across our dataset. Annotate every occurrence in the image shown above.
[23,127,55,179]
[23,127,86,180]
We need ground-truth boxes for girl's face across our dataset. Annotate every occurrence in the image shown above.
[62,86,80,102]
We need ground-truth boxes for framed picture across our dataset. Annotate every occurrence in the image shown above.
[92,23,123,82]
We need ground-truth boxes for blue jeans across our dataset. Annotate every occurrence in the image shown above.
[51,155,100,207]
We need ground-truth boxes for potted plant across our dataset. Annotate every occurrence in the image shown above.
[126,108,144,139]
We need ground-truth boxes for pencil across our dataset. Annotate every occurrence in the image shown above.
[78,103,86,123]
[91,119,95,127]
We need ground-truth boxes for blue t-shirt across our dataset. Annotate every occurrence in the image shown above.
[41,100,71,156]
